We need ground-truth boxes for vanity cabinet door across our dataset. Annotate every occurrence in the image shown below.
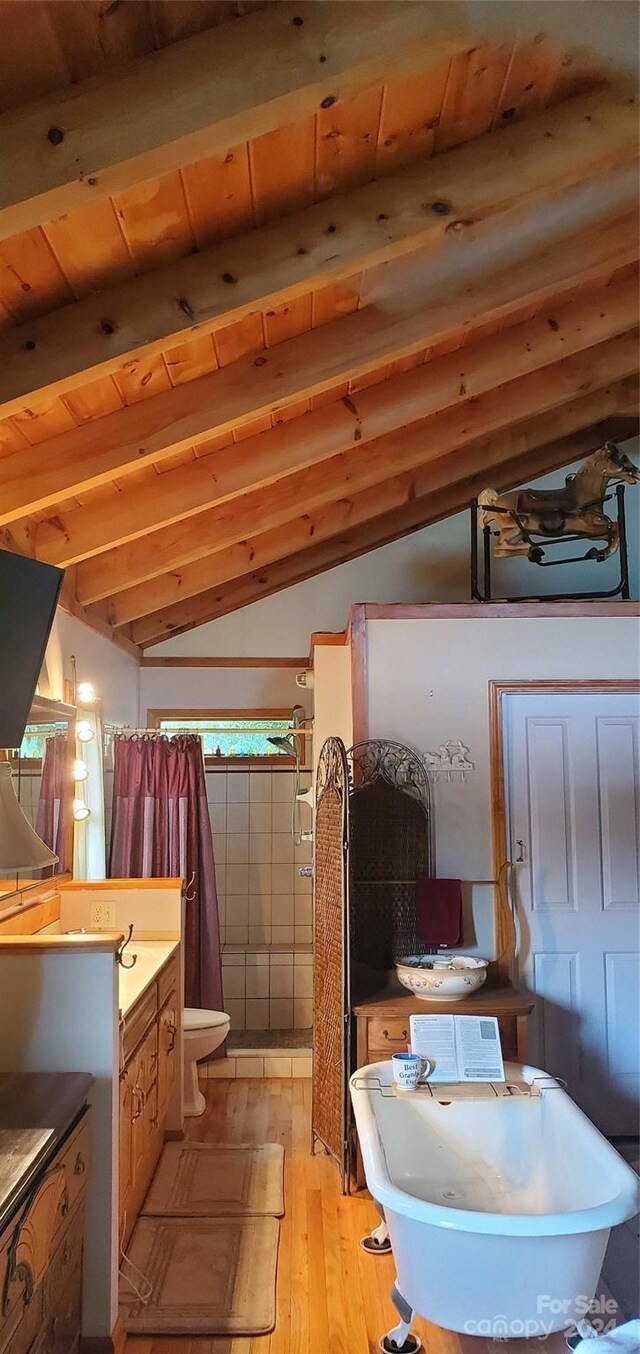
[119,1069,133,1233]
[157,993,178,1127]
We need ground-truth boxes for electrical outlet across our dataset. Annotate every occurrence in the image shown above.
[91,900,116,929]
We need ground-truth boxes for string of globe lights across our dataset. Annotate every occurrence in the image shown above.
[69,655,97,823]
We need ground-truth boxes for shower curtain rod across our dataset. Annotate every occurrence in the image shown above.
[103,723,313,737]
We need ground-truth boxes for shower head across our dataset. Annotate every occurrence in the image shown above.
[267,733,298,755]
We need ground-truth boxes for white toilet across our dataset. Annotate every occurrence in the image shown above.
[183,1008,230,1117]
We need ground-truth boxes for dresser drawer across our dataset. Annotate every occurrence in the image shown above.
[43,1207,83,1320]
[1,1114,89,1326]
[0,1282,43,1354]
[56,1118,90,1235]
[32,1264,82,1354]
[367,1017,410,1054]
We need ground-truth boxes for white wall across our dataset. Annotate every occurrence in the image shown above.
[41,609,139,725]
[312,642,353,775]
[139,665,310,724]
[147,448,640,658]
[365,615,640,959]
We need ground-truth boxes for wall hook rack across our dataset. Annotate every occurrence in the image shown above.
[423,741,474,781]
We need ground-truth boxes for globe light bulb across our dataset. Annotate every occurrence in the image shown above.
[77,681,97,706]
[73,799,91,822]
[73,758,89,783]
[76,721,95,743]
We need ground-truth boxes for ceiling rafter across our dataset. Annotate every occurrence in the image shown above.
[0,4,475,241]
[68,274,637,594]
[97,342,639,627]
[132,409,640,647]
[0,85,636,417]
[2,208,637,531]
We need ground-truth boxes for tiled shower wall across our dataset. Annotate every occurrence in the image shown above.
[207,767,314,1033]
[206,767,312,947]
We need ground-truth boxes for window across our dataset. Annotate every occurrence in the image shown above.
[148,710,296,765]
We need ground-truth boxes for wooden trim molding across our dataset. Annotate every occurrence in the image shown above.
[349,605,368,746]
[61,878,183,891]
[0,894,60,935]
[140,656,307,668]
[0,933,123,953]
[488,679,640,985]
[361,601,640,621]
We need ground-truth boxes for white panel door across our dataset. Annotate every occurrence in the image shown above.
[505,691,640,1134]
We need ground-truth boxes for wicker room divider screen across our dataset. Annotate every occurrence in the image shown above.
[311,736,351,1193]
[312,737,432,1192]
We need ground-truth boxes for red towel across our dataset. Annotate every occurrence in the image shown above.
[416,878,463,949]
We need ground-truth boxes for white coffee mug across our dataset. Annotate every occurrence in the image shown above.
[391,1051,434,1091]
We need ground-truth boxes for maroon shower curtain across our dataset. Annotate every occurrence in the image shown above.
[36,733,71,875]
[108,733,223,1011]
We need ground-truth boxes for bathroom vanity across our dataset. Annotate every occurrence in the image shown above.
[0,1072,92,1354]
[119,943,180,1248]
[0,878,184,1349]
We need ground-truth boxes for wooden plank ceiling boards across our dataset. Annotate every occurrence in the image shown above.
[0,0,637,652]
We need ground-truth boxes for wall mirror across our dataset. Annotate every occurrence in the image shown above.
[0,694,76,897]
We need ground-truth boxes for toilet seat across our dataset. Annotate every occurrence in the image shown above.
[184,1008,229,1032]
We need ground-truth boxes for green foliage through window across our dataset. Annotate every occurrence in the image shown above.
[158,717,292,761]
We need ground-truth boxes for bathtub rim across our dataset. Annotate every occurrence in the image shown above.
[350,1060,640,1238]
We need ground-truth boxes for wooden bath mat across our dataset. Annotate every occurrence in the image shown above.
[120,1215,279,1335]
[142,1141,285,1217]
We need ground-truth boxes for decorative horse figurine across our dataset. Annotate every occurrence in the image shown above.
[478,442,639,560]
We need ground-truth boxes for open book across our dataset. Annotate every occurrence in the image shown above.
[409,1013,505,1083]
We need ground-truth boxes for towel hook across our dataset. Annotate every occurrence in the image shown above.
[184,871,196,902]
[116,923,137,970]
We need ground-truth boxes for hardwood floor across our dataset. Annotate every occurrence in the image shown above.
[123,1078,570,1354]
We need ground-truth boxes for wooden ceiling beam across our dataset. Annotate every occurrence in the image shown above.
[100,346,638,626]
[133,412,640,646]
[1,86,636,417]
[71,277,638,594]
[0,5,475,242]
[34,266,639,567]
[3,208,636,529]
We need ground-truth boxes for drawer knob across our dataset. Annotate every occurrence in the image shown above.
[74,1153,86,1176]
[59,1187,70,1218]
[166,1022,177,1053]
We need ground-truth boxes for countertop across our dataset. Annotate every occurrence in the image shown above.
[118,939,179,1018]
[352,978,534,1016]
[0,1072,93,1233]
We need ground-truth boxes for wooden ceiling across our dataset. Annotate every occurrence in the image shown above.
[0,0,637,654]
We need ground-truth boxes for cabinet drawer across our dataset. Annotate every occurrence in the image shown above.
[0,1115,89,1327]
[0,1281,43,1354]
[123,984,158,1062]
[367,1018,410,1052]
[57,1118,90,1231]
[158,954,179,1009]
[43,1208,83,1319]
[32,1264,82,1354]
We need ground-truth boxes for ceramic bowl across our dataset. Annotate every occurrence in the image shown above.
[395,954,488,1002]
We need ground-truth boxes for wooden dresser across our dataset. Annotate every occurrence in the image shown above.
[353,980,534,1070]
[0,1072,92,1354]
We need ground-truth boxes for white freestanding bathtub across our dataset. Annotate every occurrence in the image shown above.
[350,1061,639,1350]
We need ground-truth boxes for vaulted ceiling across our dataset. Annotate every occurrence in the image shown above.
[0,0,637,654]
